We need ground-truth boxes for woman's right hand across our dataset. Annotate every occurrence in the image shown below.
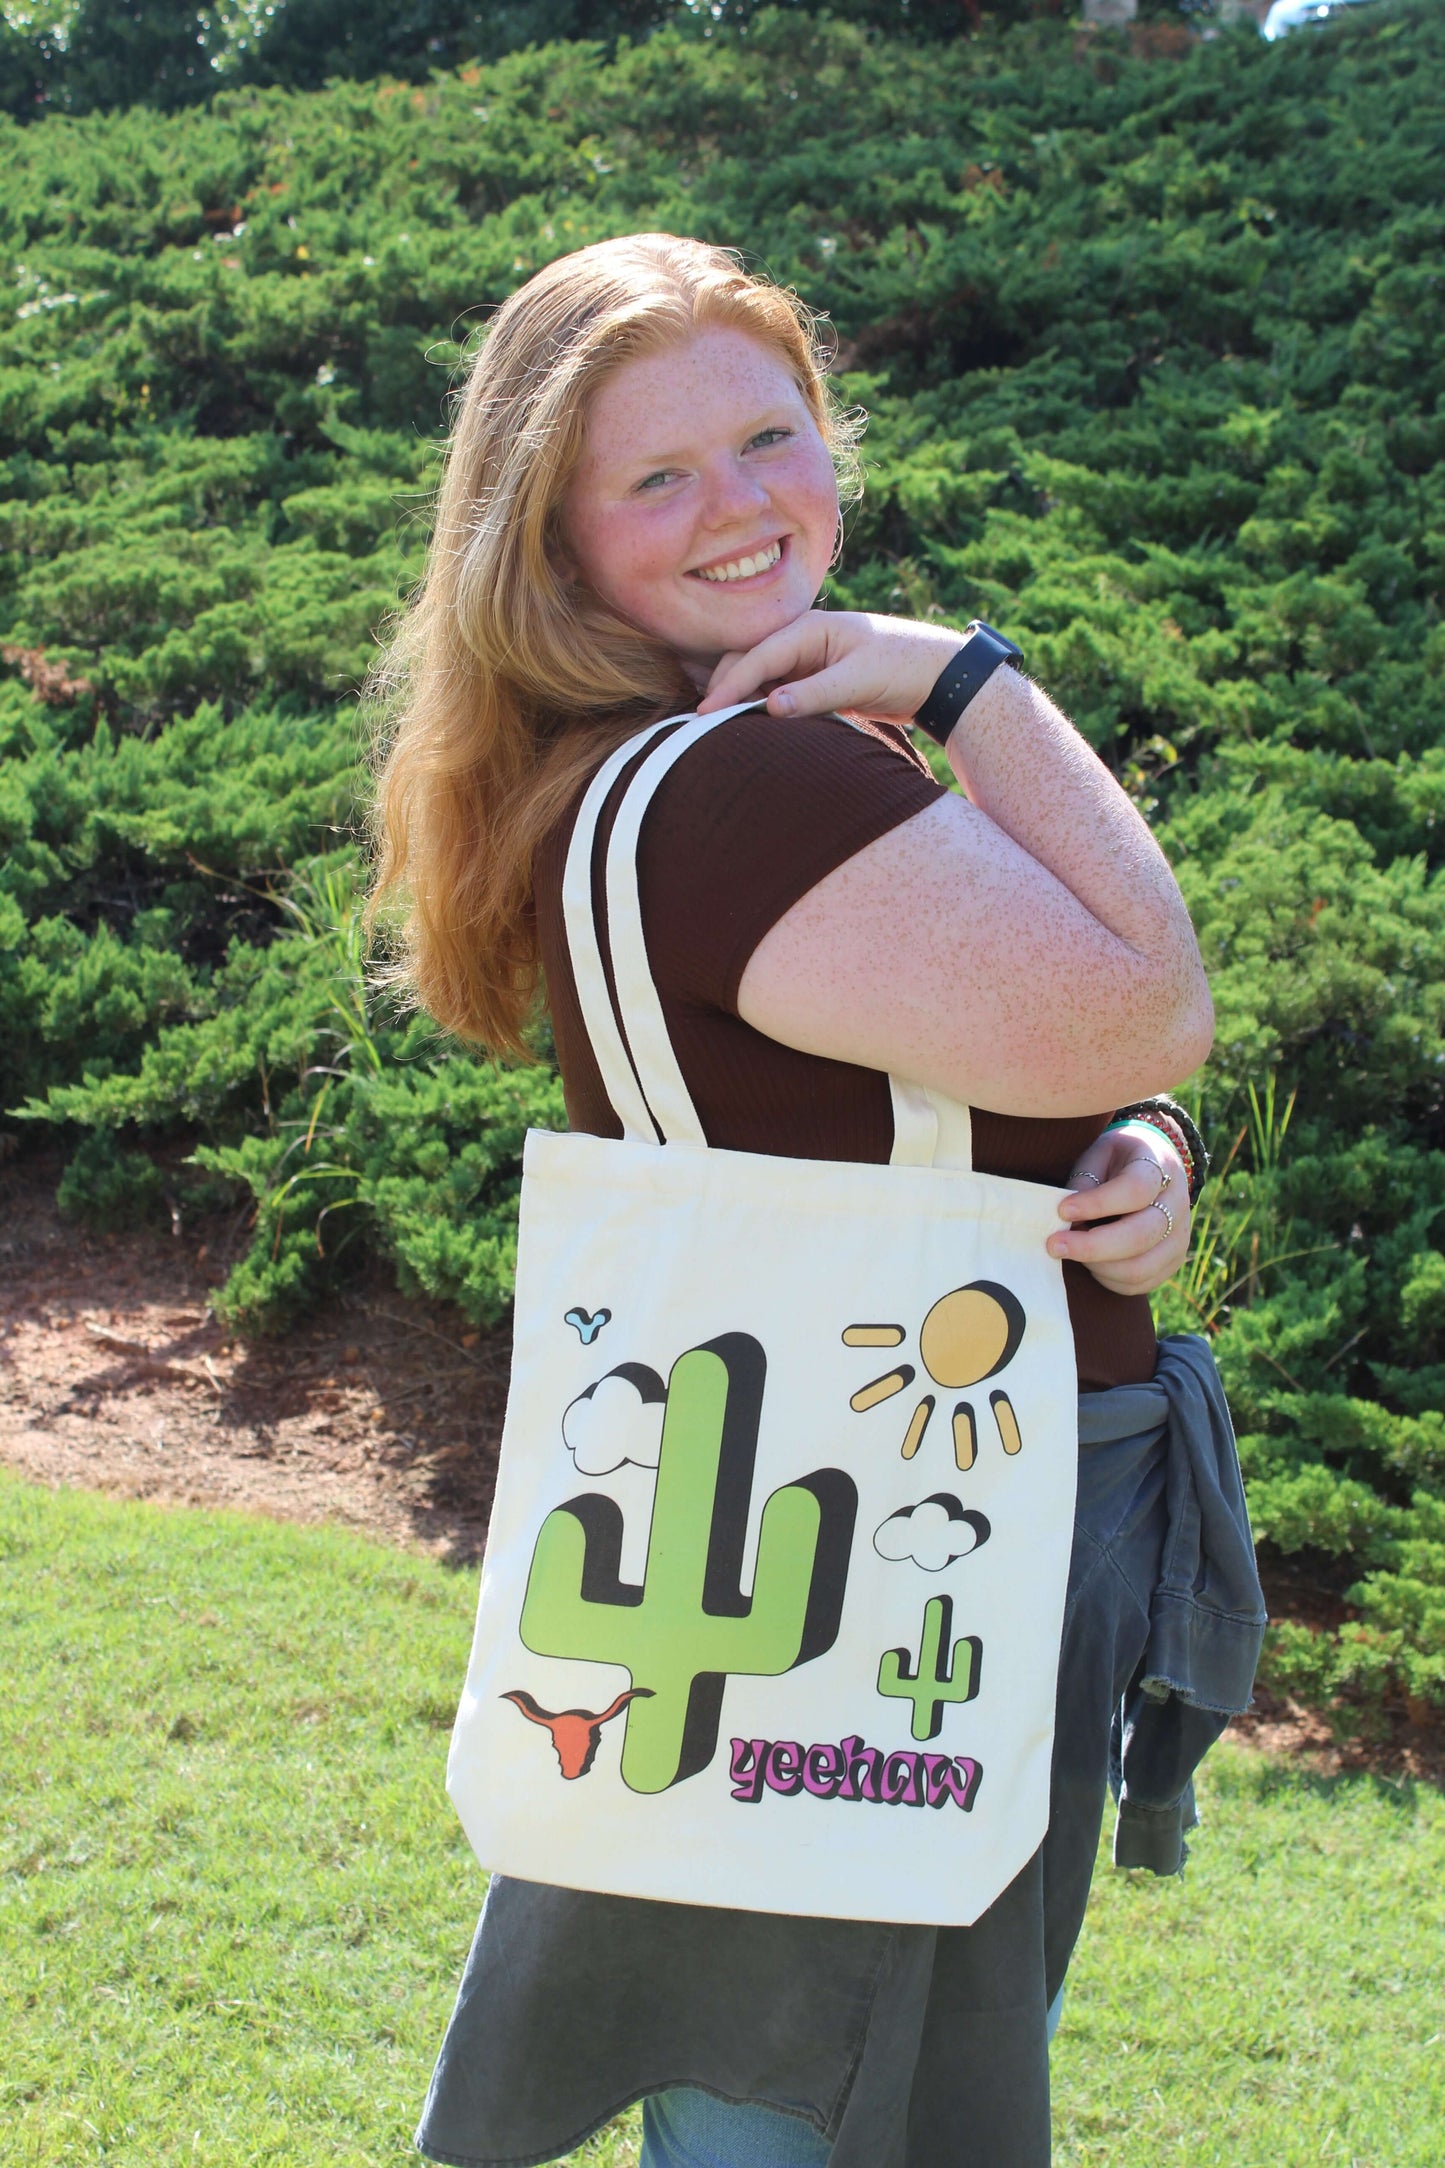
[1049,1122,1192,1295]
[698,609,964,728]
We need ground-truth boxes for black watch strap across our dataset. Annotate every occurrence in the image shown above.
[913,621,1024,747]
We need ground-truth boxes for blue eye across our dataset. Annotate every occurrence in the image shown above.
[749,428,792,451]
[636,470,673,492]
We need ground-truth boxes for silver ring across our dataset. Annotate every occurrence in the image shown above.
[1151,1198,1175,1242]
[1072,1170,1103,1188]
[1128,1156,1170,1198]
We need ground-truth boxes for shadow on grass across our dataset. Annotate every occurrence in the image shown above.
[1211,1747,1434,1814]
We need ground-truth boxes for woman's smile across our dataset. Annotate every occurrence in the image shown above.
[689,536,786,584]
[558,328,840,673]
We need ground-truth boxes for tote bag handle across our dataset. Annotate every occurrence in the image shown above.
[560,714,706,1145]
[562,708,968,1172]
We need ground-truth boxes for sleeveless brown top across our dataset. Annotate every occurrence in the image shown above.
[533,709,1157,1390]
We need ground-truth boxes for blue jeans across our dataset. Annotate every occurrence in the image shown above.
[640,1989,1067,2165]
[640,2091,833,2168]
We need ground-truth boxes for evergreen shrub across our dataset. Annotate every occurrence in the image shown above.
[1,1,1441,1709]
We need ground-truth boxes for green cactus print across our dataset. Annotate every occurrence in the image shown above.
[519,1333,857,1794]
[877,1593,982,1742]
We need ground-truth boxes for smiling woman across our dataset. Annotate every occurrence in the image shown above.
[555,327,842,670]
[367,233,1260,2168]
[366,236,870,1066]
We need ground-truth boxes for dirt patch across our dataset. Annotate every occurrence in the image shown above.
[1237,1552,1445,1788]
[0,1148,505,1565]
[2,1146,1440,1782]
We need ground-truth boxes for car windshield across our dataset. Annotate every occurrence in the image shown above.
[1263,0,1376,35]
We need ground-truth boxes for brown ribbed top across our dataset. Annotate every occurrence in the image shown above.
[534,709,1157,1390]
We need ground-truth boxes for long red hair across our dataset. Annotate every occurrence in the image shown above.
[367,232,860,1055]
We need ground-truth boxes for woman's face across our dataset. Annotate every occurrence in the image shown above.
[558,326,841,676]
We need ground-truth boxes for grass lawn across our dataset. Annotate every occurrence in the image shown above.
[2,1472,1440,2167]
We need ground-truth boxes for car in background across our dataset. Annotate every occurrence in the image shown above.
[1262,0,1378,37]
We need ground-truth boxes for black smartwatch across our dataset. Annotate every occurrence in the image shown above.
[912,620,1024,747]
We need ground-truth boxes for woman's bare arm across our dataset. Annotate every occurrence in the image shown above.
[703,612,1213,1118]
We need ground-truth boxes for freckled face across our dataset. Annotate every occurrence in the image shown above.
[557,327,841,674]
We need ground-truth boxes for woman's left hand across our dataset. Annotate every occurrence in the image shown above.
[1046,1122,1191,1295]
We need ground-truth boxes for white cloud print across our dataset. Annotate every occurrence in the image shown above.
[562,1363,667,1477]
[873,1493,991,1573]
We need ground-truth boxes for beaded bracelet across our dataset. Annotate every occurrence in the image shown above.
[1109,1098,1209,1205]
[1108,1109,1193,1192]
[1126,1097,1209,1196]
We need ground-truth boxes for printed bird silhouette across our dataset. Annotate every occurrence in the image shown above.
[500,1686,654,1779]
[564,1306,611,1345]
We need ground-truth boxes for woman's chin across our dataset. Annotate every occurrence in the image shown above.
[685,592,813,656]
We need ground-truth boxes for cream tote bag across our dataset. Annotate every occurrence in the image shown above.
[447,709,1080,1928]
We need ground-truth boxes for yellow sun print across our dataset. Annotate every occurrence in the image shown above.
[843,1282,1027,1466]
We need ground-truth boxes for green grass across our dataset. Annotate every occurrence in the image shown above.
[1053,1757,1444,2166]
[2,1473,1440,2168]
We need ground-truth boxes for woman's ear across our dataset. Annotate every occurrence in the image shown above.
[828,506,847,574]
[546,518,581,587]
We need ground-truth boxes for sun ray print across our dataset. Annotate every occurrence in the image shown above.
[844,1283,1028,1462]
[901,1396,935,1460]
[841,1325,906,1349]
[990,1390,1023,1457]
[850,1365,915,1413]
[952,1401,977,1473]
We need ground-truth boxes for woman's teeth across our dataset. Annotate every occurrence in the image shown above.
[694,541,783,583]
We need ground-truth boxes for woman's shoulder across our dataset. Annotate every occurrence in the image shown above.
[674,706,938,794]
[646,703,940,864]
[534,705,944,1018]
[642,707,941,860]
[639,708,944,1012]
[536,707,940,896]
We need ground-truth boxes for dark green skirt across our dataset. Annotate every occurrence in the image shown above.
[417,1334,1263,2168]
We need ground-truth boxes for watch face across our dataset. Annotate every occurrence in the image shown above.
[969,620,1023,662]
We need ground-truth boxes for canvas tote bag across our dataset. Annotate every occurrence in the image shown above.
[447,708,1080,1927]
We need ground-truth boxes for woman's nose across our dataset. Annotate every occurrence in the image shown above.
[699,456,769,527]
